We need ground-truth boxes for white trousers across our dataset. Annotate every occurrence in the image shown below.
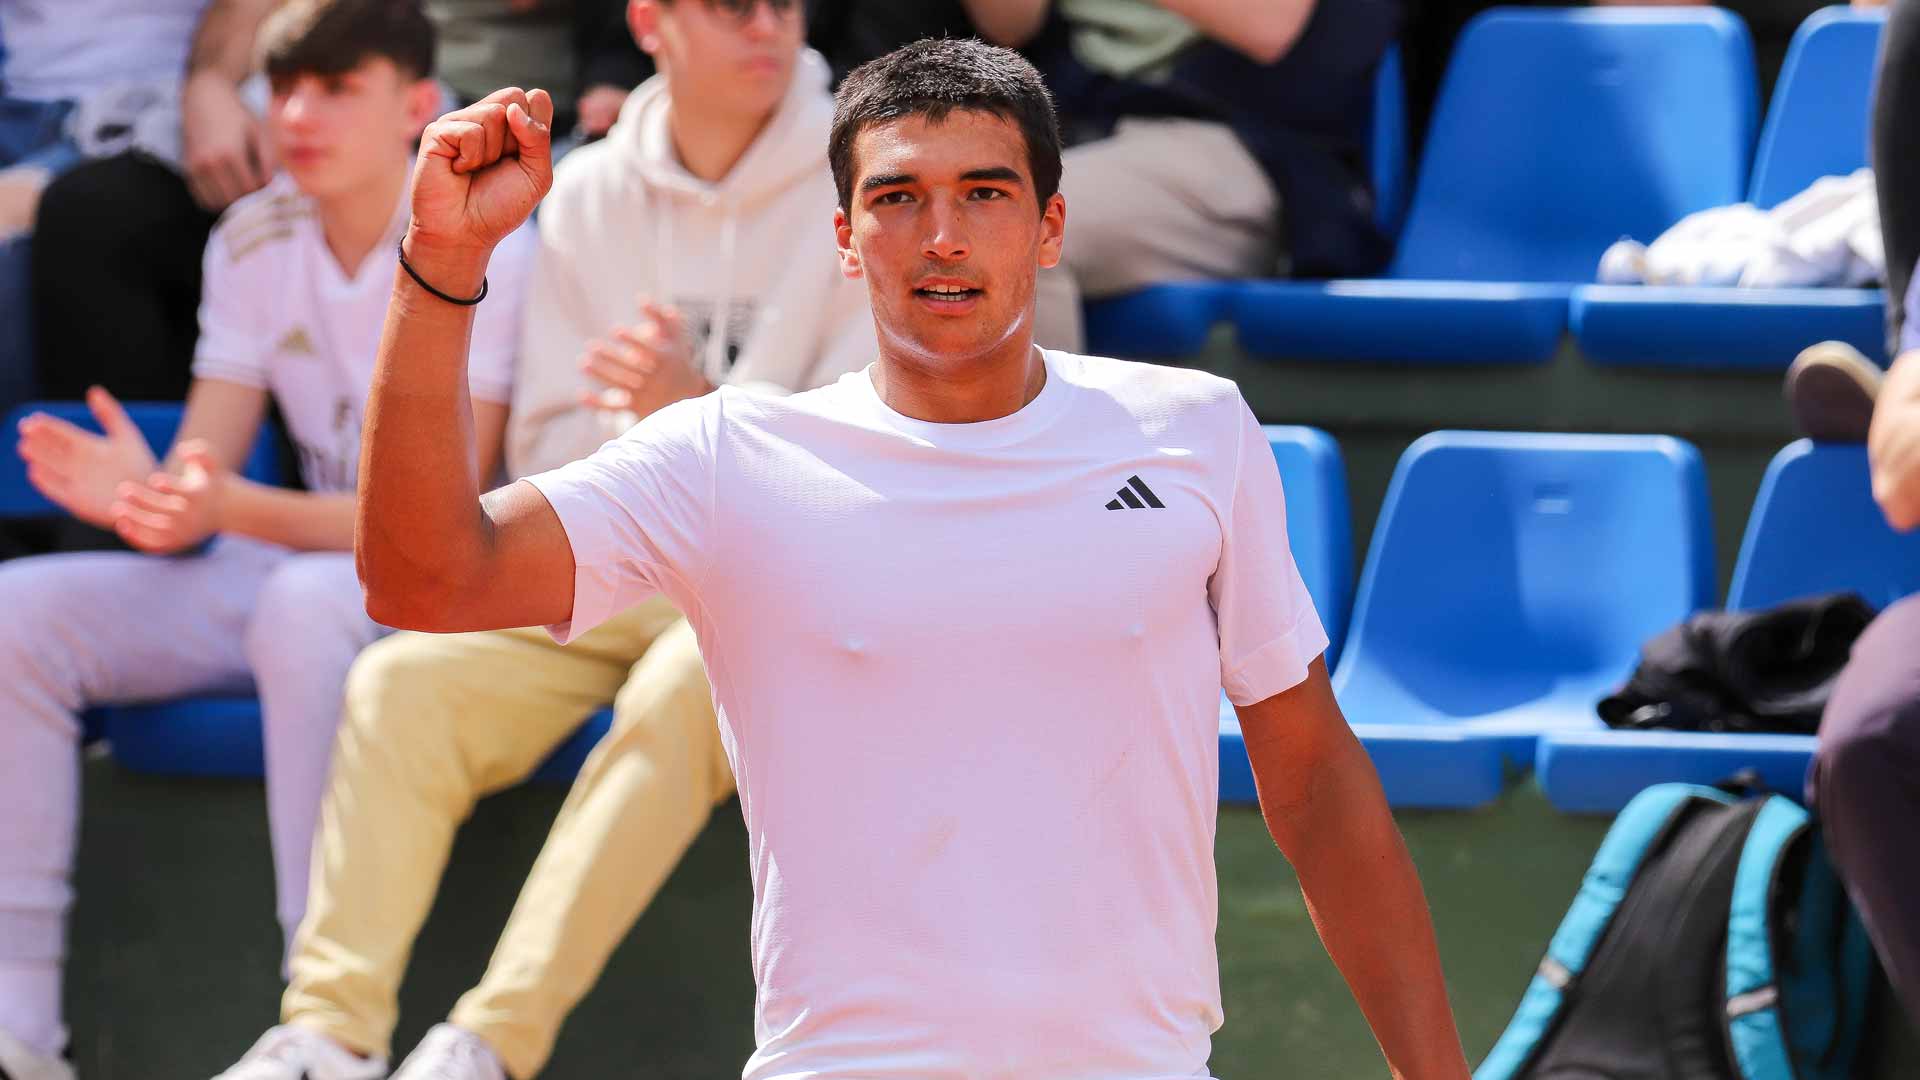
[0,536,382,1056]
[1033,117,1282,353]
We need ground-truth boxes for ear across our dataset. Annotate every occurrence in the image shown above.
[834,206,863,280]
[1036,192,1066,271]
[630,0,662,55]
[404,78,442,137]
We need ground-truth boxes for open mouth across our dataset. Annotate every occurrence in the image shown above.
[915,284,982,304]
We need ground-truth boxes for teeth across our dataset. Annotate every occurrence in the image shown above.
[924,285,971,295]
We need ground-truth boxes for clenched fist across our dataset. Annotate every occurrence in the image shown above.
[406,87,556,270]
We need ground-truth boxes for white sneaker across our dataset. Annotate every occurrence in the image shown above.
[0,1026,74,1080]
[212,1025,387,1080]
[390,1025,505,1080]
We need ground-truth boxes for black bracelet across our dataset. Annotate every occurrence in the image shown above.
[397,239,489,306]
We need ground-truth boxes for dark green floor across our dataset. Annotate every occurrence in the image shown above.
[68,755,1917,1077]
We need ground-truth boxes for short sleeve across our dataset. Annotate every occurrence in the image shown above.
[189,227,271,389]
[521,392,718,643]
[465,223,537,406]
[1209,396,1330,706]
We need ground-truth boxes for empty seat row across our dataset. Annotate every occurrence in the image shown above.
[1089,6,1889,371]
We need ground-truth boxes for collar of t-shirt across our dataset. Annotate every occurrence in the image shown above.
[851,346,1076,451]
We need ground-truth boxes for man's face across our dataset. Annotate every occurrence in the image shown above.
[269,57,437,199]
[633,0,802,121]
[836,111,1066,369]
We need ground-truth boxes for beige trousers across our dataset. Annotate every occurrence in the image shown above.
[281,595,735,1078]
[1033,116,1281,353]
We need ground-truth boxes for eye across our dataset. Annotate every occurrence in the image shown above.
[968,187,1009,201]
[873,190,915,206]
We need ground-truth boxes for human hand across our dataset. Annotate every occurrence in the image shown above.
[576,84,628,138]
[110,440,228,554]
[17,386,158,528]
[407,87,556,268]
[182,72,274,211]
[579,298,714,420]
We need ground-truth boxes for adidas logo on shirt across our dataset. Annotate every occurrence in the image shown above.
[276,326,316,357]
[1105,475,1165,510]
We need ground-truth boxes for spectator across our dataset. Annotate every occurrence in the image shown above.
[806,0,979,85]
[426,0,652,141]
[0,0,209,418]
[31,0,281,408]
[0,4,535,1078]
[966,0,1401,352]
[1806,284,1920,1027]
[215,3,872,1079]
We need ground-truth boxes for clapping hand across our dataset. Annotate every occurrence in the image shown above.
[579,298,715,420]
[17,386,157,528]
[110,440,228,555]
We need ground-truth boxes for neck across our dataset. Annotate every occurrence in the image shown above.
[667,93,778,183]
[872,322,1046,425]
[316,160,408,276]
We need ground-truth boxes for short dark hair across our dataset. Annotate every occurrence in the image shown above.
[829,38,1062,214]
[261,0,436,84]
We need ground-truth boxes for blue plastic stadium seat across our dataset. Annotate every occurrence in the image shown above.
[1326,432,1715,809]
[1537,440,1920,813]
[0,400,284,516]
[101,697,613,782]
[1084,43,1409,359]
[1219,427,1354,803]
[1572,8,1888,370]
[1230,9,1757,366]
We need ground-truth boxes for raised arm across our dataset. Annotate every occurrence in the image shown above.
[1869,349,1920,531]
[357,87,575,633]
[182,0,281,211]
[1237,660,1470,1080]
[959,0,1051,48]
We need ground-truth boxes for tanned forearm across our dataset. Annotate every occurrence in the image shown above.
[1241,666,1467,1079]
[187,0,281,80]
[1870,349,1920,531]
[1262,740,1466,1077]
[355,239,492,627]
[1149,0,1317,64]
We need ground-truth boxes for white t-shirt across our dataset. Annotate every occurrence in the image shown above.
[0,0,203,103]
[193,175,532,493]
[526,349,1327,1079]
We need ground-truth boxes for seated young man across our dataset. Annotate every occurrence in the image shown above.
[0,3,535,1076]
[217,3,872,1079]
[963,0,1402,351]
[352,37,1467,1080]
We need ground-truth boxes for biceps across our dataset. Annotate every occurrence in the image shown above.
[469,479,579,631]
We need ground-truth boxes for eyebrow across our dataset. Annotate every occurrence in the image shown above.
[858,165,1029,194]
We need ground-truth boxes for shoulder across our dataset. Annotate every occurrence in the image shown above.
[1052,350,1246,429]
[544,137,624,225]
[209,176,313,269]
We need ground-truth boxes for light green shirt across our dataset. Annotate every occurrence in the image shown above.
[1060,0,1200,81]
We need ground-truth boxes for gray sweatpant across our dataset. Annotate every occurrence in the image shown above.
[0,536,384,1057]
[1808,591,1920,1027]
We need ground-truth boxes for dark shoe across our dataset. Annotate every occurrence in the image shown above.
[1785,341,1882,443]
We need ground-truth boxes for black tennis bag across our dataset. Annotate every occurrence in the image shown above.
[1475,783,1876,1080]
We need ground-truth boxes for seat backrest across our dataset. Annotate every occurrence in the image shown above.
[1371,43,1409,238]
[1391,9,1756,283]
[1265,425,1354,666]
[1747,7,1885,210]
[1727,440,1920,611]
[0,401,285,517]
[1333,432,1715,704]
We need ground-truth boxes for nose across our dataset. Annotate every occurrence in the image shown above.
[279,83,318,126]
[921,197,970,263]
[743,1,785,37]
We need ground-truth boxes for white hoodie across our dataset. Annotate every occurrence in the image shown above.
[509,48,875,479]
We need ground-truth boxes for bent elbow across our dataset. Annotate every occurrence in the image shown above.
[1872,475,1920,534]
